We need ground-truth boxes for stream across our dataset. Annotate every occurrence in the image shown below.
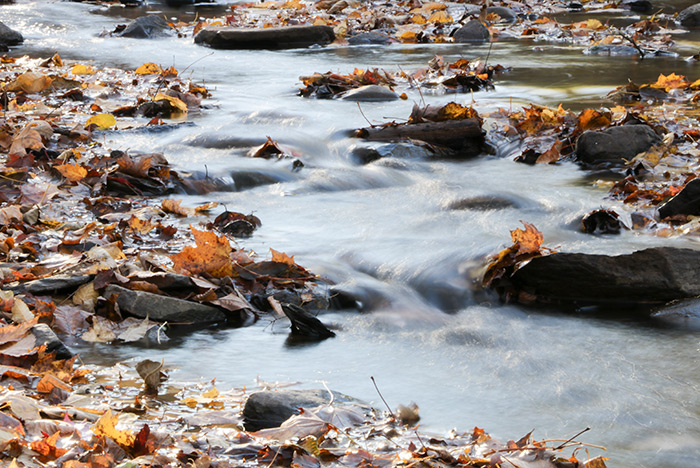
[3,1,700,466]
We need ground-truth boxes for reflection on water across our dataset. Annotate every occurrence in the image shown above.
[3,2,700,467]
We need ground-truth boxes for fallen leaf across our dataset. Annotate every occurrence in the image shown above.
[10,299,33,323]
[6,72,53,93]
[154,93,187,114]
[85,114,116,130]
[0,317,39,347]
[135,62,163,75]
[30,431,68,460]
[136,359,165,393]
[170,226,234,277]
[93,410,135,447]
[55,163,88,182]
[71,64,95,75]
[270,248,295,265]
[36,374,72,394]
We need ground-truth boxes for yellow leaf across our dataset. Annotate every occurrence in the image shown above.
[154,93,188,114]
[428,10,452,23]
[93,410,135,447]
[202,386,219,399]
[55,163,88,182]
[399,30,418,42]
[71,64,95,75]
[422,2,447,10]
[181,397,198,408]
[411,14,427,24]
[85,113,116,130]
[135,62,163,75]
[585,19,603,29]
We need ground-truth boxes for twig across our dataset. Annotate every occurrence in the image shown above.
[180,51,215,76]
[618,30,645,59]
[483,40,494,69]
[357,102,375,128]
[370,376,395,418]
[554,427,591,450]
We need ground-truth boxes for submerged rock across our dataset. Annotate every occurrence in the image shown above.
[341,85,399,101]
[243,389,369,431]
[118,15,172,39]
[657,178,700,219]
[347,31,394,45]
[507,247,700,305]
[104,284,227,323]
[678,3,700,27]
[486,6,517,22]
[195,25,335,49]
[575,125,660,167]
[0,22,23,46]
[447,196,518,211]
[453,20,490,43]
[652,298,700,329]
[586,44,640,56]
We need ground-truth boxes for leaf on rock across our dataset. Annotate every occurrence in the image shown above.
[510,222,543,254]
[85,114,116,130]
[154,93,188,114]
[252,137,285,159]
[651,73,689,92]
[55,163,88,182]
[482,222,550,288]
[576,109,611,132]
[36,374,72,394]
[270,248,295,265]
[30,431,68,460]
[135,62,163,75]
[437,102,478,121]
[170,226,234,277]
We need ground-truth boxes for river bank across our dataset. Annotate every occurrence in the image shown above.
[0,0,699,467]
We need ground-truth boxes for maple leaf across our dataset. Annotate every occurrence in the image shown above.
[510,222,543,254]
[30,431,68,460]
[171,226,234,277]
[270,248,295,265]
[93,410,135,448]
[651,73,689,92]
[576,109,611,133]
[55,163,88,182]
[6,72,53,93]
[135,62,162,75]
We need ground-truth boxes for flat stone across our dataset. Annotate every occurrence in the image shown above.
[658,178,700,219]
[0,22,23,46]
[341,85,399,101]
[453,20,490,43]
[104,284,226,323]
[119,16,172,39]
[575,124,660,167]
[7,275,94,294]
[486,6,517,22]
[447,196,518,211]
[678,3,700,27]
[32,324,73,359]
[243,389,369,431]
[347,31,394,45]
[508,247,700,304]
[622,0,654,13]
[586,44,640,56]
[195,25,335,50]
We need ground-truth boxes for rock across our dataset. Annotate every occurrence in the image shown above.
[243,389,368,431]
[651,298,700,330]
[347,31,394,45]
[32,324,73,359]
[119,15,172,39]
[453,20,490,43]
[281,302,335,340]
[586,44,640,56]
[581,209,625,234]
[507,247,700,304]
[657,178,700,219]
[447,196,518,211]
[486,6,517,22]
[341,85,399,101]
[349,147,383,164]
[0,22,23,46]
[104,284,226,323]
[622,0,654,13]
[7,275,94,294]
[575,125,660,167]
[195,25,335,50]
[678,3,700,27]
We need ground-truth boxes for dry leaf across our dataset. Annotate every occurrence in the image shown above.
[85,114,116,130]
[55,163,88,182]
[6,72,53,93]
[170,226,234,277]
[93,410,135,447]
[135,62,163,75]
[136,359,164,393]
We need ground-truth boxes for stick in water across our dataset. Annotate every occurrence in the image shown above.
[370,376,395,418]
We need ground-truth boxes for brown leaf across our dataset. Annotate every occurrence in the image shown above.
[170,226,234,277]
[6,72,53,93]
[161,198,193,217]
[0,205,23,225]
[270,248,295,265]
[55,163,88,183]
[252,137,285,159]
[36,374,72,394]
[30,431,68,460]
[0,317,39,347]
[576,109,612,133]
[136,359,164,394]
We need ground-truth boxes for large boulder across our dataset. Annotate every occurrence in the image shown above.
[453,20,490,43]
[195,25,335,49]
[507,247,700,304]
[119,16,172,39]
[657,178,700,219]
[243,389,369,431]
[678,3,700,27]
[104,284,226,323]
[575,124,660,167]
[0,22,23,46]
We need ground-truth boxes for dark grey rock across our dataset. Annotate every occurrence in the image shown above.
[658,178,700,219]
[586,44,640,56]
[195,25,335,50]
[7,275,94,294]
[347,31,393,45]
[341,85,399,102]
[622,0,654,13]
[104,284,226,323]
[575,125,660,166]
[447,196,518,211]
[508,247,700,304]
[678,3,700,27]
[486,6,517,22]
[652,298,700,329]
[32,324,73,359]
[0,22,23,46]
[349,147,382,165]
[453,20,490,43]
[243,389,368,431]
[119,15,172,39]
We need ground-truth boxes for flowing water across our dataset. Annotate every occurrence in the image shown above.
[4,1,700,466]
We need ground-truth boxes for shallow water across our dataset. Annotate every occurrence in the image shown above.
[4,1,700,466]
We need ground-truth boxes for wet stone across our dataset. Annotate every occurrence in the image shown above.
[195,25,335,50]
[347,31,394,45]
[340,85,399,101]
[678,3,700,27]
[586,44,640,56]
[575,124,660,167]
[486,6,517,22]
[104,284,226,323]
[657,178,700,219]
[453,20,490,43]
[118,15,172,39]
[0,22,23,46]
[447,196,518,211]
[7,275,94,294]
[32,324,73,359]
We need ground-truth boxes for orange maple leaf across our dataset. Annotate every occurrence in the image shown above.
[270,248,295,265]
[170,226,233,277]
[510,222,543,254]
[651,73,689,92]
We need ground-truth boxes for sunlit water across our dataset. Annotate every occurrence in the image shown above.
[3,1,700,467]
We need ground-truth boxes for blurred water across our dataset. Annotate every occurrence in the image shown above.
[3,1,700,466]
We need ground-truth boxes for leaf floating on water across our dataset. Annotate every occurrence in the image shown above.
[6,72,53,93]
